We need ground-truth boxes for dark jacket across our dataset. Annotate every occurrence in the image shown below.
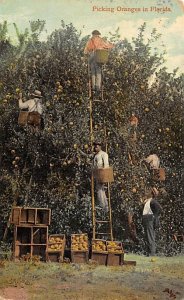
[143,198,162,229]
[150,198,162,216]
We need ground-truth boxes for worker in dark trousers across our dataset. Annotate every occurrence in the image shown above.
[84,30,114,98]
[141,188,162,256]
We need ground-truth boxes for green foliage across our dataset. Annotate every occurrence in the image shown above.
[29,19,46,43]
[0,21,8,41]
[13,23,29,47]
[0,21,183,255]
[0,241,12,260]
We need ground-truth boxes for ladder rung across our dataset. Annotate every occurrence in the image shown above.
[96,220,110,223]
[96,232,111,235]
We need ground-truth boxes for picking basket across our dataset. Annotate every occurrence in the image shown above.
[18,111,29,126]
[95,49,109,64]
[27,111,41,126]
[152,168,166,181]
[93,167,114,183]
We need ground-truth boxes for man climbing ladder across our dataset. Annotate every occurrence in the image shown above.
[93,141,109,212]
[92,141,114,240]
[84,30,114,239]
[84,30,114,99]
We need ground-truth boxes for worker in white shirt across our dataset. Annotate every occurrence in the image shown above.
[93,141,109,212]
[19,90,43,115]
[18,90,43,128]
[141,189,162,256]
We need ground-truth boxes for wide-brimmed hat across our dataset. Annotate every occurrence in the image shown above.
[92,30,101,36]
[32,90,42,98]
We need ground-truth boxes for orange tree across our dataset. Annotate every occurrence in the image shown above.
[0,21,183,254]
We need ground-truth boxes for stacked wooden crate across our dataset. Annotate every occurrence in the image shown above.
[11,207,51,261]
[11,208,132,266]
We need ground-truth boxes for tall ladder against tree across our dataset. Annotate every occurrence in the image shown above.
[88,64,113,240]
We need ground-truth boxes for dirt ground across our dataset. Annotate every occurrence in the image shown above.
[0,254,184,300]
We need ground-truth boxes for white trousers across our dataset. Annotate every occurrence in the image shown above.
[96,182,108,212]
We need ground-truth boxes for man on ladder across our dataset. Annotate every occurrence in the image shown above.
[18,90,44,130]
[92,141,114,240]
[93,141,109,213]
[84,30,114,99]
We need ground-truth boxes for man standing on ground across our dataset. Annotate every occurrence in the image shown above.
[141,189,162,256]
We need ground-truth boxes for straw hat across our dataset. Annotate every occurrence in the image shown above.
[32,90,42,98]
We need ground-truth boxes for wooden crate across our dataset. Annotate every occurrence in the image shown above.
[11,207,51,226]
[92,239,106,252]
[91,251,108,265]
[13,225,48,261]
[91,239,107,265]
[70,233,89,263]
[71,233,88,251]
[71,251,88,263]
[106,240,124,266]
[16,226,32,244]
[47,234,66,262]
[11,207,21,224]
[32,245,46,261]
[14,225,48,245]
[46,251,63,262]
[107,253,124,266]
[14,245,47,261]
[33,227,47,244]
[106,240,124,254]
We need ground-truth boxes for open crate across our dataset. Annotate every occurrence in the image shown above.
[71,233,89,263]
[106,240,123,254]
[106,240,124,266]
[91,239,108,265]
[11,207,51,226]
[46,234,66,262]
[13,225,48,261]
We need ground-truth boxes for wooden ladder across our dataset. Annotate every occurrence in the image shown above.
[88,64,113,240]
[91,176,113,240]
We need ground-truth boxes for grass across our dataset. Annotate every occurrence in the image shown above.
[0,254,184,299]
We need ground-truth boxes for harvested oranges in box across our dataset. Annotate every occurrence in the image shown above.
[48,234,65,252]
[92,239,107,253]
[106,241,123,254]
[71,234,88,251]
